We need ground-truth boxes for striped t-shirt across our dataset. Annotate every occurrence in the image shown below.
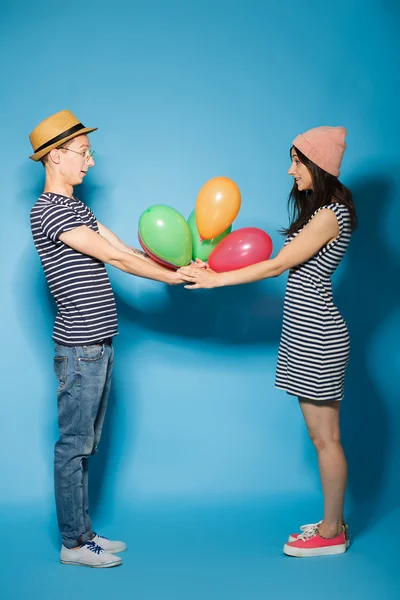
[30,192,118,346]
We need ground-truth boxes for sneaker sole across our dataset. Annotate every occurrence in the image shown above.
[283,542,348,557]
[288,534,350,549]
[60,558,122,568]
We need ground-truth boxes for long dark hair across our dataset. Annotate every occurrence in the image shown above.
[281,146,358,236]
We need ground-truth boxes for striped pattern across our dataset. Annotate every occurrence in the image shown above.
[30,193,118,346]
[275,203,352,401]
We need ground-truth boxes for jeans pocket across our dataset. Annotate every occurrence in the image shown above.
[54,356,67,390]
[80,344,105,362]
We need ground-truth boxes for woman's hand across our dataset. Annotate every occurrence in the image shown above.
[178,264,223,289]
[190,258,210,269]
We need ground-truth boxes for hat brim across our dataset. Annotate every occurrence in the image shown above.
[30,127,98,161]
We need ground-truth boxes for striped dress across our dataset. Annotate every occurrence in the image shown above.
[275,203,352,402]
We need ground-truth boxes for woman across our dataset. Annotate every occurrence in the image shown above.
[179,126,357,557]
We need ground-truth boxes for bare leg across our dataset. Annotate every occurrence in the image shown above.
[299,398,348,537]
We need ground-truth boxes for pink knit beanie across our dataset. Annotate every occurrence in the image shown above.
[292,126,347,177]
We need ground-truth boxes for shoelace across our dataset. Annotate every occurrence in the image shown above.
[93,532,109,541]
[298,521,322,535]
[84,541,104,554]
[297,524,319,541]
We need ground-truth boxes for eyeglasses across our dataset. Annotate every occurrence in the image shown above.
[59,147,95,163]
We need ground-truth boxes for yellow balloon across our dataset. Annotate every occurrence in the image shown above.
[195,176,241,240]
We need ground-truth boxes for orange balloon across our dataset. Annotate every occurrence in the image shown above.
[195,176,241,240]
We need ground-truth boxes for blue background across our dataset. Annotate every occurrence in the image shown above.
[1,0,399,597]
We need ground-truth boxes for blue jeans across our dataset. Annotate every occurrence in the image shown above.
[53,340,114,549]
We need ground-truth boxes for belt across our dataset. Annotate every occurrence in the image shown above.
[85,337,113,346]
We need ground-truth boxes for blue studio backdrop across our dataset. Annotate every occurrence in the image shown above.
[1,0,400,597]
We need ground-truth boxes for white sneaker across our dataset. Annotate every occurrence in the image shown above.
[91,533,127,554]
[60,541,122,568]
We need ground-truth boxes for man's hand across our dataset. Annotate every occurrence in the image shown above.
[166,270,188,285]
[167,259,209,285]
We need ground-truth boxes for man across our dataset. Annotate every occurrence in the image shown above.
[29,109,185,568]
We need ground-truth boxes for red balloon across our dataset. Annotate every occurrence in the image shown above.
[138,233,177,270]
[208,227,273,272]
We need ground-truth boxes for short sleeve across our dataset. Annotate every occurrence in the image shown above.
[326,202,348,236]
[41,204,84,242]
[312,203,347,237]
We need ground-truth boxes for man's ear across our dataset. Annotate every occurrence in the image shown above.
[49,148,62,164]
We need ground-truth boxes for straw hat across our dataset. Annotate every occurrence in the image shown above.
[29,109,97,161]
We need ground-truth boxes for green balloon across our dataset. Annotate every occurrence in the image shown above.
[187,210,232,262]
[138,205,192,267]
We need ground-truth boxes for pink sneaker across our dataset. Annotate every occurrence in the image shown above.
[288,522,350,547]
[284,524,348,557]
